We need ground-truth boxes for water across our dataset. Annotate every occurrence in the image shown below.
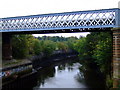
[39,63,86,88]
[33,58,105,89]
[2,57,105,90]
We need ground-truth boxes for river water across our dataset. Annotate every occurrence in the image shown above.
[33,58,105,89]
[2,57,105,89]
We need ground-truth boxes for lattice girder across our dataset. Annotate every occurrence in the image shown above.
[0,8,120,32]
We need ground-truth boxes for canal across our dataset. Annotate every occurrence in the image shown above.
[2,57,106,90]
[33,57,105,89]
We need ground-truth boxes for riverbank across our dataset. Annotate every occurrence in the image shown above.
[2,54,78,89]
[2,52,78,81]
[2,59,31,68]
[2,56,106,89]
[31,50,78,69]
[2,50,78,78]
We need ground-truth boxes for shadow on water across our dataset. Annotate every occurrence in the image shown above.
[33,57,105,89]
[2,57,106,90]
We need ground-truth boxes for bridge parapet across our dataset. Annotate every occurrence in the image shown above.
[0,8,120,32]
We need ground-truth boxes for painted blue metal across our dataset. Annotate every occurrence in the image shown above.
[115,9,120,28]
[0,8,120,32]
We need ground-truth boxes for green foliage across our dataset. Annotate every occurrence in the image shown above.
[33,39,42,55]
[67,36,78,50]
[106,75,113,88]
[74,37,89,60]
[42,40,56,56]
[12,35,79,58]
[74,32,112,88]
[11,32,113,88]
[92,32,112,73]
[12,34,34,59]
[37,36,78,42]
[74,32,112,73]
[57,42,68,52]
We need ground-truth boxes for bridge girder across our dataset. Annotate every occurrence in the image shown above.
[0,8,120,32]
[1,8,120,89]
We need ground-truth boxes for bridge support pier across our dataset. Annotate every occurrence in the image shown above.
[112,28,120,88]
[2,33,12,60]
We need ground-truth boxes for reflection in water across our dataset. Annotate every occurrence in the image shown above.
[33,60,88,89]
[2,58,105,90]
[33,59,105,89]
[36,66,55,87]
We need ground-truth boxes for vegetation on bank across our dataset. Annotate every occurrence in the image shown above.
[12,34,78,59]
[74,32,113,88]
[12,32,113,88]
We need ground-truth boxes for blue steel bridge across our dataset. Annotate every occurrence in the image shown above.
[1,8,120,88]
[0,8,120,32]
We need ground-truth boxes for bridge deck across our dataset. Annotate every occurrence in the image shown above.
[0,8,120,32]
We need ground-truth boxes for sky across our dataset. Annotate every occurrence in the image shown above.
[1,0,119,37]
[0,0,119,18]
[33,32,90,38]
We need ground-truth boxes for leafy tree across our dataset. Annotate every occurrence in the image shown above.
[12,34,34,59]
[74,37,89,60]
[92,32,112,74]
[57,42,68,52]
[33,39,42,55]
[74,32,112,88]
[67,36,78,50]
[42,40,56,56]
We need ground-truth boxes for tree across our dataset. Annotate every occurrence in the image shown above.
[33,39,42,55]
[12,34,34,59]
[92,32,112,73]
[67,36,78,50]
[74,37,89,60]
[42,40,56,56]
[57,42,68,52]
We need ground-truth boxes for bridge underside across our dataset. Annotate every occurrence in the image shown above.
[5,27,112,34]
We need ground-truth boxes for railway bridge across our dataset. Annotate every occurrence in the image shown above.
[0,8,120,88]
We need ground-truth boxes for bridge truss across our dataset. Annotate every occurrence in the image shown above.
[0,8,120,32]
